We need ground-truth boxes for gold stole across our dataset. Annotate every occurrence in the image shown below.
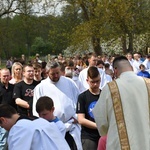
[108,81,130,150]
[108,78,150,150]
[143,78,150,115]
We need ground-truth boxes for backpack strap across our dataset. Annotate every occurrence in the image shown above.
[108,81,130,150]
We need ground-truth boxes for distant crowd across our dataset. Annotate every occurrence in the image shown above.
[0,52,150,150]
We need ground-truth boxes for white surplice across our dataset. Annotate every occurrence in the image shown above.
[33,77,82,150]
[33,79,75,122]
[78,67,107,93]
[8,118,70,150]
[93,71,150,150]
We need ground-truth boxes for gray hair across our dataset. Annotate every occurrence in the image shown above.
[46,61,60,72]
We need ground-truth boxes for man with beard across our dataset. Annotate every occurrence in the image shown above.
[33,61,82,150]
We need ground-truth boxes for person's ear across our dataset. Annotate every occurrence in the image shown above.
[113,67,117,78]
[51,107,55,112]
[0,117,7,124]
[86,77,89,83]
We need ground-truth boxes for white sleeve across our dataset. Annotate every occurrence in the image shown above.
[99,69,107,89]
[93,85,109,136]
[32,85,41,117]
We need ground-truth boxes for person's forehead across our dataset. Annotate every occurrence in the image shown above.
[134,54,138,57]
[15,65,22,68]
[98,64,103,66]
[40,109,50,113]
[1,70,10,75]
[90,56,97,60]
[128,54,132,57]
[24,66,33,70]
[88,75,100,80]
[34,68,42,71]
[50,66,60,71]
[66,66,74,69]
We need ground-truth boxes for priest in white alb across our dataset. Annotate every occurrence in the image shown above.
[33,61,82,150]
[93,56,150,150]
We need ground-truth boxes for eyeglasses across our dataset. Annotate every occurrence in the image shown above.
[26,70,34,73]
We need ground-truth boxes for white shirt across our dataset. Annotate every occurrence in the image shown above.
[78,67,107,93]
[128,59,134,66]
[132,59,142,73]
[143,59,150,73]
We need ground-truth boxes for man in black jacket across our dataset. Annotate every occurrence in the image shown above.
[0,68,16,150]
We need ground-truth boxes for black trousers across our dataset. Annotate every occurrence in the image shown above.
[82,138,98,150]
[65,132,77,150]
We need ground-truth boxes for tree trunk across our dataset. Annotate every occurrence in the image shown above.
[128,33,133,53]
[121,34,127,54]
[80,2,102,55]
[92,36,102,55]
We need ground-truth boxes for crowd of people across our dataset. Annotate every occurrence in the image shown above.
[0,52,150,150]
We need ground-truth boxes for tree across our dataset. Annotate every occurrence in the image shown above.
[0,16,17,58]
[0,0,149,58]
[48,2,81,54]
[31,37,52,55]
[101,0,150,54]
[60,0,150,55]
[59,0,118,55]
[0,0,52,58]
[0,0,19,18]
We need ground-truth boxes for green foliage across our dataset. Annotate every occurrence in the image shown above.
[48,3,82,54]
[31,37,52,55]
[65,0,150,54]
[0,0,149,58]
